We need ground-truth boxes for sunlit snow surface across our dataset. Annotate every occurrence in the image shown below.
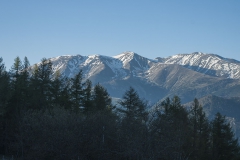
[162,52,240,79]
[49,52,240,80]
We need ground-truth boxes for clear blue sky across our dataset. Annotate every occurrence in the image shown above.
[1,0,240,70]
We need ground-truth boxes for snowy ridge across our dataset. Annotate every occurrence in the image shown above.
[113,51,135,69]
[102,56,127,79]
[50,53,128,80]
[82,54,127,79]
[49,51,158,80]
[45,52,240,138]
[48,52,240,81]
[158,52,240,79]
[50,55,87,78]
[38,51,240,105]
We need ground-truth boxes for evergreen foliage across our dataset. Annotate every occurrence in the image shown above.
[69,71,84,112]
[117,87,149,159]
[29,58,53,110]
[150,96,191,159]
[82,79,93,113]
[211,112,240,159]
[0,56,239,159]
[0,57,10,115]
[189,98,211,159]
[118,87,148,122]
[92,83,112,112]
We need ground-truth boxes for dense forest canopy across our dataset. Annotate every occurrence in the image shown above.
[0,57,239,159]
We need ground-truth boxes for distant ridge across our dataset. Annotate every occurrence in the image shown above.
[40,51,240,104]
[38,51,240,138]
[156,52,240,79]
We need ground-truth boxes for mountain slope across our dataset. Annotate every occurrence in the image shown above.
[45,51,240,139]
[185,95,240,119]
[184,95,240,138]
[47,51,240,104]
[156,52,240,79]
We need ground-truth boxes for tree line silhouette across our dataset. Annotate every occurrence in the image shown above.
[0,57,239,159]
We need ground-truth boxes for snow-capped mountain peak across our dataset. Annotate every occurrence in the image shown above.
[31,51,240,108]
[47,52,240,80]
[114,51,155,70]
[113,51,138,65]
[158,52,240,79]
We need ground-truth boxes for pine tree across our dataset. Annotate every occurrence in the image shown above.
[211,112,240,159]
[59,77,72,110]
[150,96,191,159]
[92,83,112,112]
[0,58,10,154]
[37,58,53,104]
[3,56,27,156]
[69,71,84,112]
[50,70,64,108]
[21,57,30,90]
[29,58,53,110]
[117,87,148,159]
[5,56,31,123]
[28,64,39,109]
[10,56,22,76]
[188,98,211,159]
[80,83,118,159]
[19,57,30,109]
[82,79,93,113]
[8,56,23,116]
[118,87,148,122]
[0,57,10,115]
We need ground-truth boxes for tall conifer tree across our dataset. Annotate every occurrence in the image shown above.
[69,71,84,112]
[0,57,10,115]
[92,83,112,112]
[118,87,148,122]
[189,98,211,159]
[82,79,93,113]
[117,87,148,159]
[211,112,240,159]
[29,58,53,110]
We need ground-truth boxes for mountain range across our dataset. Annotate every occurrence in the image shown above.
[44,51,240,136]
[45,51,240,137]
[48,52,240,103]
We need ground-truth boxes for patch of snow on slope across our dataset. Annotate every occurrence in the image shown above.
[49,52,240,80]
[51,55,77,73]
[113,51,135,68]
[163,53,240,79]
[104,57,127,79]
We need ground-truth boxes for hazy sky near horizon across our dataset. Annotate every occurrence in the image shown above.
[1,0,240,70]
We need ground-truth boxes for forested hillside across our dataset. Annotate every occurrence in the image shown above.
[0,57,239,159]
